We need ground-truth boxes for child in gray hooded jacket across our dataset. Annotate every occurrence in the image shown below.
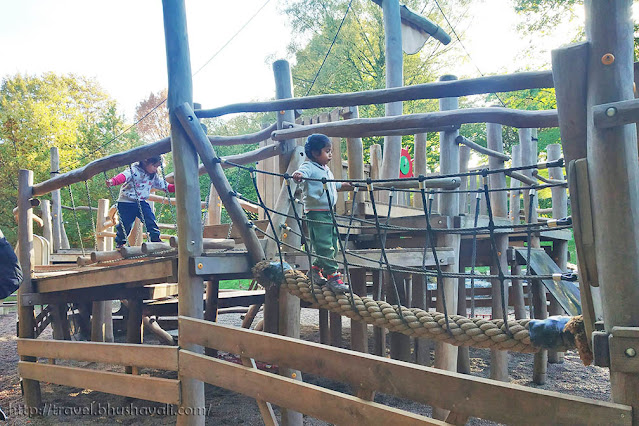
[293,134,352,293]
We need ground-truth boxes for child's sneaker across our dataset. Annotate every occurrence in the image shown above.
[309,266,327,285]
[326,273,349,294]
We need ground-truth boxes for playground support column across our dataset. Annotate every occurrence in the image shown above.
[50,147,69,250]
[585,1,639,420]
[433,75,460,421]
[487,121,509,382]
[273,60,303,426]
[456,144,470,374]
[161,1,205,424]
[547,144,566,363]
[379,0,403,181]
[18,169,42,409]
[521,128,548,385]
[413,133,427,208]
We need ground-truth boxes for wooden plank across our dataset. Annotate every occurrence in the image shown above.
[18,361,179,405]
[285,248,454,270]
[179,350,444,426]
[17,339,178,370]
[178,317,632,425]
[34,257,177,293]
[204,220,269,241]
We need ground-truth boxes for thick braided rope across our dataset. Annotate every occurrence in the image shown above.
[280,269,560,354]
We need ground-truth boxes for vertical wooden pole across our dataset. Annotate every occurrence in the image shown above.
[457,144,471,373]
[372,270,387,356]
[161,2,204,423]
[509,144,526,319]
[547,144,567,363]
[125,298,143,374]
[585,1,639,420]
[17,169,42,409]
[487,121,509,381]
[41,199,53,250]
[206,186,222,226]
[92,199,113,342]
[204,279,219,357]
[413,274,432,366]
[50,147,64,251]
[413,133,428,208]
[433,75,460,421]
[521,128,548,384]
[387,272,411,362]
[379,0,403,181]
[273,59,303,426]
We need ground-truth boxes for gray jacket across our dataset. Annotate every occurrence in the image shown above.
[294,161,342,212]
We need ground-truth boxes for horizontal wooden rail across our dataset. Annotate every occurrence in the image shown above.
[31,127,280,197]
[592,98,639,129]
[179,350,443,426]
[505,170,538,186]
[17,339,178,370]
[18,361,180,405]
[271,108,559,141]
[196,71,555,118]
[532,170,567,186]
[178,317,632,425]
[455,136,510,161]
[208,122,277,146]
[148,192,259,214]
[370,177,461,190]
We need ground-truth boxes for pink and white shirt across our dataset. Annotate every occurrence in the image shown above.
[107,164,175,202]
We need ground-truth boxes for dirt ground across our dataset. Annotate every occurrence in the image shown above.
[0,309,611,425]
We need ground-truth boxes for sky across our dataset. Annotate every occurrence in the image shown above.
[0,0,584,121]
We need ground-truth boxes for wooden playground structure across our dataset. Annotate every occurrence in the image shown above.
[12,0,639,424]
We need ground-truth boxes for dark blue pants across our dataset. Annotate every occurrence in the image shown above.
[115,201,160,246]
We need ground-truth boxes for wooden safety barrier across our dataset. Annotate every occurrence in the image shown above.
[17,339,180,405]
[178,316,632,425]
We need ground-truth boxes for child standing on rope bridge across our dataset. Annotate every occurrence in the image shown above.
[292,134,353,293]
[106,156,175,248]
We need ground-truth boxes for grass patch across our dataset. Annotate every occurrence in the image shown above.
[219,279,254,290]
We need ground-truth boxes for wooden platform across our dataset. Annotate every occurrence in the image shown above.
[144,290,266,316]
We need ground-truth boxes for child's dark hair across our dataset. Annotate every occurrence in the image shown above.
[304,134,331,161]
[138,155,163,176]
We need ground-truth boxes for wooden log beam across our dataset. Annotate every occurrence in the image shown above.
[271,108,558,141]
[592,98,639,129]
[196,71,555,118]
[175,103,265,265]
[169,236,235,250]
[207,122,277,146]
[455,135,511,161]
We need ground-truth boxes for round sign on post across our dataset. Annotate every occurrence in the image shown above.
[399,147,413,178]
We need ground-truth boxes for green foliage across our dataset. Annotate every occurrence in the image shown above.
[0,73,141,245]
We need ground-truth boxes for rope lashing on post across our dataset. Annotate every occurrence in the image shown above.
[253,260,593,365]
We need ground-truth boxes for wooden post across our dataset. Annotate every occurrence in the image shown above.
[274,59,303,426]
[585,1,639,420]
[521,127,548,384]
[551,40,598,346]
[413,274,432,366]
[387,272,411,362]
[41,199,53,249]
[125,297,143,374]
[92,199,114,343]
[204,279,219,357]
[457,144,471,373]
[379,0,403,182]
[547,144,567,363]
[50,147,65,251]
[372,270,387,357]
[458,145,471,215]
[487,121,509,381]
[17,169,42,409]
[206,186,222,226]
[433,75,460,421]
[161,1,205,423]
[413,133,427,208]
[509,144,526,319]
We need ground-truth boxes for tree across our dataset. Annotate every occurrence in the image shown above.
[0,72,139,245]
[134,89,170,143]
